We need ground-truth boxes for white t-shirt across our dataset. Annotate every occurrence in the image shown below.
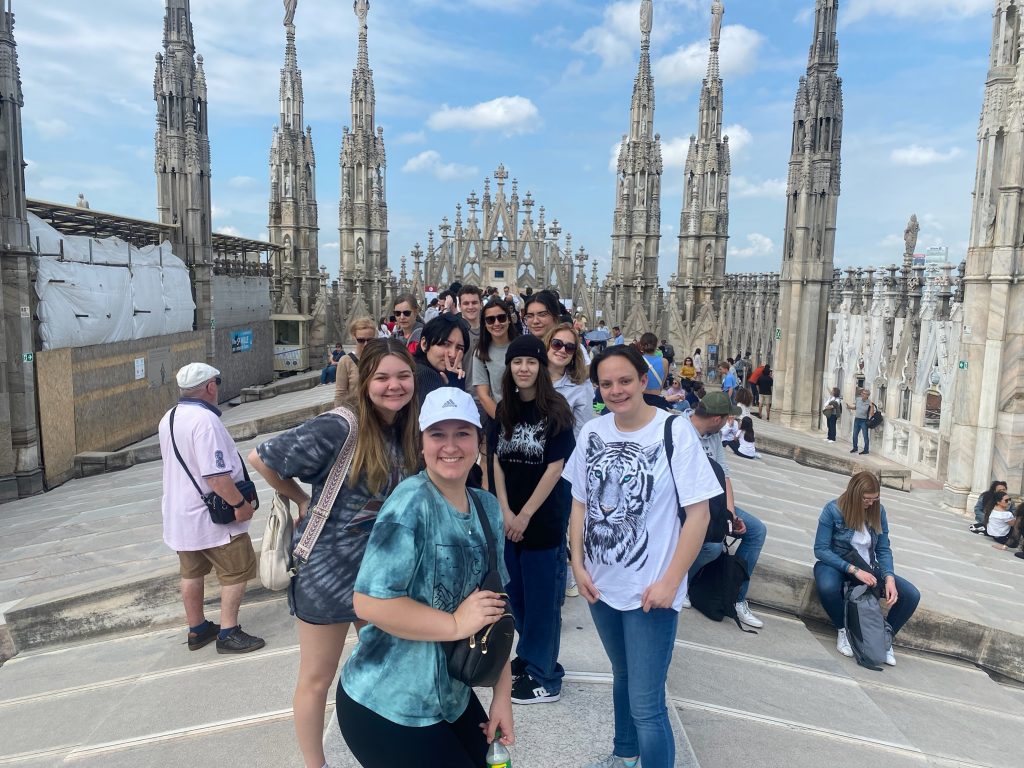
[159,400,249,552]
[851,526,872,566]
[987,509,1015,538]
[738,434,757,458]
[720,420,740,442]
[563,409,722,611]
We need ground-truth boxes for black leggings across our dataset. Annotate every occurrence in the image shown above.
[337,684,489,767]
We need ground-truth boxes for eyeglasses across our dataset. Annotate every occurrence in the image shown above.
[355,337,373,344]
[484,315,509,325]
[862,495,879,504]
[395,310,414,318]
[549,339,577,354]
[524,310,551,321]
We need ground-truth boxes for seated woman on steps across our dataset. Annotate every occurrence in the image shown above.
[985,491,1022,551]
[813,472,920,666]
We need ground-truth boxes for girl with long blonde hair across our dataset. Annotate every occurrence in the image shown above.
[812,471,920,665]
[543,322,594,439]
[249,339,421,768]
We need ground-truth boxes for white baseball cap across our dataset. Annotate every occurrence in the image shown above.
[176,362,220,389]
[418,388,481,431]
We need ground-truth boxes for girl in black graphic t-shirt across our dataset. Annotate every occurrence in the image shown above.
[491,334,575,705]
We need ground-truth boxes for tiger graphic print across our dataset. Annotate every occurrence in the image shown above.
[584,431,662,570]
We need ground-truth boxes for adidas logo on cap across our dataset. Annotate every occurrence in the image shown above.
[442,399,457,408]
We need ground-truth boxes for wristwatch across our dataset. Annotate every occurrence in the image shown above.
[230,497,247,509]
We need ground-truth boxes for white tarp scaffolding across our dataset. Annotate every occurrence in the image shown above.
[30,213,196,350]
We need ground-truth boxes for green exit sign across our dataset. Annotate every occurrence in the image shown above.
[22,353,33,363]
[775,328,782,341]
[958,360,968,370]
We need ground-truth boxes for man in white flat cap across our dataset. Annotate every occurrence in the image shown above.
[158,363,265,654]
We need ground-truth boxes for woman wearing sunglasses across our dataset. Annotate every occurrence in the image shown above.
[472,300,520,426]
[544,323,595,440]
[334,316,377,407]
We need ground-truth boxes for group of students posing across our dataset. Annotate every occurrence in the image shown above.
[245,287,921,768]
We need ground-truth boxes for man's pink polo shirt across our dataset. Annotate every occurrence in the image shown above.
[159,399,250,552]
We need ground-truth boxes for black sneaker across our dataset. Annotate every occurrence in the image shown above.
[1015,552,1024,560]
[511,673,560,705]
[187,622,220,651]
[859,451,869,455]
[511,656,527,679]
[969,523,986,534]
[849,448,858,453]
[215,626,266,655]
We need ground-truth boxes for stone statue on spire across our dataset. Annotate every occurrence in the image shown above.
[904,214,920,264]
[355,0,369,25]
[283,0,297,26]
[640,0,653,37]
[711,1,724,44]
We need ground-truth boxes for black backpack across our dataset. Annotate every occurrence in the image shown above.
[688,542,756,633]
[664,417,731,544]
[867,404,884,429]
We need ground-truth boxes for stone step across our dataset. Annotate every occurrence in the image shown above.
[669,609,1021,768]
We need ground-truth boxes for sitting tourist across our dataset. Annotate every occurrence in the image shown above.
[986,491,1022,550]
[726,416,759,460]
[813,472,920,665]
[720,414,740,451]
[971,480,1014,534]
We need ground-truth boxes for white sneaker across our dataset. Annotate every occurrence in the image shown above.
[583,757,640,768]
[681,592,691,609]
[734,600,764,628]
[836,629,853,657]
[885,646,896,666]
[565,573,579,598]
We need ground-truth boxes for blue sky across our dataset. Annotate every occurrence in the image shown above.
[17,0,992,283]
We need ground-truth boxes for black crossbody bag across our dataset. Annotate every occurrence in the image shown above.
[169,407,259,525]
[444,489,515,688]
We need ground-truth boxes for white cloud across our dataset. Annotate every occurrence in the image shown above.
[731,233,776,259]
[655,25,764,88]
[793,7,814,24]
[733,177,787,198]
[32,118,71,139]
[216,225,243,237]
[321,242,340,250]
[427,96,540,135]
[844,0,988,24]
[661,136,690,170]
[211,203,231,220]
[572,0,681,69]
[890,144,963,166]
[723,124,752,155]
[402,150,478,181]
[394,130,427,145]
[609,141,622,173]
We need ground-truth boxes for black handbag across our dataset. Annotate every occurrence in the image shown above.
[443,489,515,688]
[169,407,260,525]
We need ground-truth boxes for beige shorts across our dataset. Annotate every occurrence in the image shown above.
[760,394,773,406]
[178,533,258,586]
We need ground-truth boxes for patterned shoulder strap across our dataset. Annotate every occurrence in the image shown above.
[292,406,359,569]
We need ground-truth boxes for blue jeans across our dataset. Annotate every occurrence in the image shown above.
[320,364,337,384]
[504,542,565,693]
[589,599,678,768]
[813,561,920,635]
[852,418,869,452]
[688,507,766,602]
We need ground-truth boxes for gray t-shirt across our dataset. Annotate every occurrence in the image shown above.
[680,408,731,478]
[463,322,481,399]
[470,341,509,406]
[854,398,871,419]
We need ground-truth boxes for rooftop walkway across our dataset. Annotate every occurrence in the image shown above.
[0,382,1020,690]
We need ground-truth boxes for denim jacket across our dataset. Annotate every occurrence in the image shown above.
[813,499,895,579]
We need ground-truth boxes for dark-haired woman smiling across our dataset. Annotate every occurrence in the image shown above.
[413,314,469,406]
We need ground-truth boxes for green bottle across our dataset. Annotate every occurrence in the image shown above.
[486,730,511,767]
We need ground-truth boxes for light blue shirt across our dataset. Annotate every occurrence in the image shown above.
[341,473,507,727]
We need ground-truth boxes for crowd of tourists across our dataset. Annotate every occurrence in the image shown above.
[159,284,929,768]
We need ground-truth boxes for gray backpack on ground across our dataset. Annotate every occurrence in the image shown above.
[842,551,892,671]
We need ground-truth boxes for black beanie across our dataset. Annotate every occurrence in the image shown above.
[505,334,549,366]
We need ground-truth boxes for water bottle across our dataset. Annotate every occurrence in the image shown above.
[486,730,511,767]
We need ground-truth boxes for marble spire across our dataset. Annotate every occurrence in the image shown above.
[773,0,843,429]
[610,0,663,333]
[269,0,319,316]
[339,0,388,321]
[677,0,730,315]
